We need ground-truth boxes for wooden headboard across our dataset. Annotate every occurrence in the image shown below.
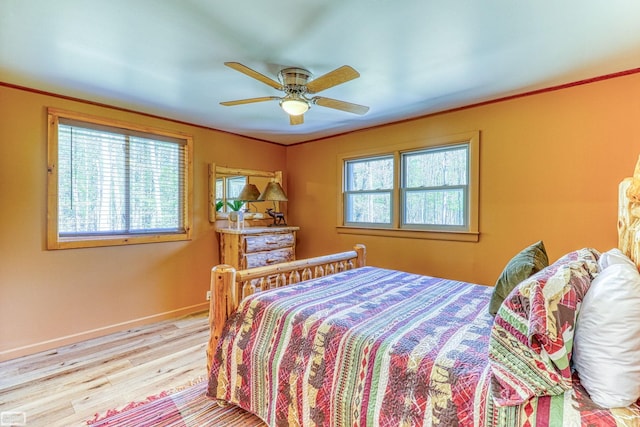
[618,156,640,268]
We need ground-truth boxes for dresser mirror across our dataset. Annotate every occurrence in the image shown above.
[208,163,284,223]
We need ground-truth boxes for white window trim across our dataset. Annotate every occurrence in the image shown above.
[47,108,193,249]
[343,154,395,228]
[336,131,480,242]
[400,144,470,231]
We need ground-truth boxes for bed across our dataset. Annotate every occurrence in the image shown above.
[205,162,640,426]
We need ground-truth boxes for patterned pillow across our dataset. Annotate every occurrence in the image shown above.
[489,241,549,316]
[488,248,600,406]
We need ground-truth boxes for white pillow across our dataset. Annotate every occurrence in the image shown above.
[573,255,640,408]
[598,247,637,270]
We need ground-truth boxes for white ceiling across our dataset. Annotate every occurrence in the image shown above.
[1,1,639,145]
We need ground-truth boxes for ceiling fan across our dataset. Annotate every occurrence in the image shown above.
[220,62,369,125]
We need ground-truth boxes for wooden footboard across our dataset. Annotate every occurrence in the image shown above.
[207,244,366,372]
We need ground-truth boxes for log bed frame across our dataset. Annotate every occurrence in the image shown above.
[206,244,366,371]
[619,157,640,268]
[207,157,640,372]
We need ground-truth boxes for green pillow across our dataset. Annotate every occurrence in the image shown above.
[489,241,549,316]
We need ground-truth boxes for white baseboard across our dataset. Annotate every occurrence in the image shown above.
[0,303,209,362]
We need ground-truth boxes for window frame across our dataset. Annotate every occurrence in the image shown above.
[215,175,247,213]
[343,154,395,228]
[400,144,470,231]
[337,131,480,242]
[47,108,193,249]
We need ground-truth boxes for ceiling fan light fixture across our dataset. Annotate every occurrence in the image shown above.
[280,97,309,116]
[222,62,368,124]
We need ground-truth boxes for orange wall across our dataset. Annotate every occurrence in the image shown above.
[0,85,286,361]
[3,72,639,361]
[286,72,640,285]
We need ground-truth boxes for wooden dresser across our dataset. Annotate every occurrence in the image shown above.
[216,226,299,270]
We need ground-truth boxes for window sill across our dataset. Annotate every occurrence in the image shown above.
[335,226,479,242]
[48,232,191,250]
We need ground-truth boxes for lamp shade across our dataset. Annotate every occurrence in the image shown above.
[237,183,261,201]
[280,97,309,116]
[257,182,288,201]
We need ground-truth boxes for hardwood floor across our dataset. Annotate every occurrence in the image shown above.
[0,311,210,426]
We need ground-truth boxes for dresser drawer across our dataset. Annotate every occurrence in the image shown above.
[243,232,295,253]
[243,247,295,268]
[217,226,298,270]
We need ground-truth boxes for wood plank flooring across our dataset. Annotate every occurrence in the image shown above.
[0,311,211,426]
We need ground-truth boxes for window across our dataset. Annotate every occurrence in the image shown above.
[47,109,192,249]
[344,156,394,226]
[402,145,468,229]
[339,131,479,242]
[215,175,247,212]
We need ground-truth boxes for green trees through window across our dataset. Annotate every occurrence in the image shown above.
[402,145,468,227]
[343,140,473,233]
[58,126,184,235]
[47,109,192,249]
[345,156,393,224]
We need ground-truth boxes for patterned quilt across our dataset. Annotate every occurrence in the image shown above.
[207,267,640,426]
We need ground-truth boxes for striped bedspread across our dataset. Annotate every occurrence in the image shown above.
[207,267,640,426]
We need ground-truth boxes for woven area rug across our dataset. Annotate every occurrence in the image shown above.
[87,380,265,426]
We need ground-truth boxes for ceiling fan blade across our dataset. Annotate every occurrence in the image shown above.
[306,65,360,94]
[289,114,304,125]
[220,96,280,106]
[224,62,282,91]
[313,97,369,115]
